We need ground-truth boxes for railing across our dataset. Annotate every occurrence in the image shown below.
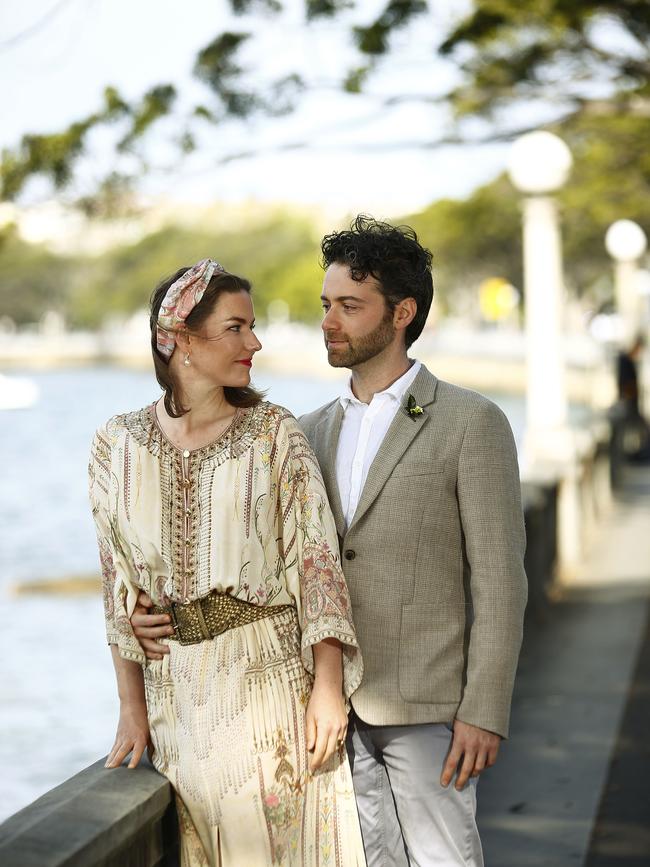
[0,758,178,867]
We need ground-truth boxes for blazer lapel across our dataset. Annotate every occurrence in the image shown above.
[315,401,346,538]
[347,366,439,533]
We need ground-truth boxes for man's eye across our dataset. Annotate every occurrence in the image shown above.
[343,305,357,312]
[321,305,330,312]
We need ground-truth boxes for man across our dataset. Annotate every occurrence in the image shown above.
[614,334,650,462]
[132,216,527,866]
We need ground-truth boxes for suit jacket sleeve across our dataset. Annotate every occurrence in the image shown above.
[454,400,527,737]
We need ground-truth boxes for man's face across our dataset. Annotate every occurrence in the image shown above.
[321,262,396,368]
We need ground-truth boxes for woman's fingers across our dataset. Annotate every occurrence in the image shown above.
[309,723,346,771]
[105,737,147,769]
[309,724,328,771]
[305,709,316,753]
[127,738,147,769]
[105,740,130,768]
[105,709,150,770]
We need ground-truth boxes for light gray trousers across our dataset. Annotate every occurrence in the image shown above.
[346,714,484,867]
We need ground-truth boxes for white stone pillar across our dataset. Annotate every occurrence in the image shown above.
[522,195,568,458]
[509,131,587,579]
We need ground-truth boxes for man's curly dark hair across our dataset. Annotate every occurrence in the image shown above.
[320,214,434,349]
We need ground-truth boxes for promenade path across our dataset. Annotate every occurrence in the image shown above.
[478,465,650,866]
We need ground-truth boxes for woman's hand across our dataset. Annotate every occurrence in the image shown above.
[105,702,152,769]
[307,637,347,771]
[305,680,348,772]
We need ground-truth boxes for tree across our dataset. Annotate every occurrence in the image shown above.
[2,1,648,203]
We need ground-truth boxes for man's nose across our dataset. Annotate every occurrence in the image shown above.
[322,307,337,331]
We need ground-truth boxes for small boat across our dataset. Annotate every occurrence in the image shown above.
[0,372,39,409]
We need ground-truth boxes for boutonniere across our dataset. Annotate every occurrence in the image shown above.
[405,394,423,419]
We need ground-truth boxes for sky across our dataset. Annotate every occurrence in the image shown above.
[0,0,515,216]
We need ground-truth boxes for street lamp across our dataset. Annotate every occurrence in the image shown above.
[507,130,573,464]
[604,219,648,344]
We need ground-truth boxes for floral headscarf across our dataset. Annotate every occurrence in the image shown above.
[156,258,225,359]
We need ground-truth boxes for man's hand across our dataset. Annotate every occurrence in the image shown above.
[440,719,500,790]
[131,591,174,659]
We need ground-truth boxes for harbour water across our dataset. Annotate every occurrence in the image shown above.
[0,365,533,822]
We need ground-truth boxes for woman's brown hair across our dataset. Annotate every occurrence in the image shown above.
[150,266,265,417]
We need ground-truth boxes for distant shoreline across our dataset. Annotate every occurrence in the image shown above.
[0,323,613,406]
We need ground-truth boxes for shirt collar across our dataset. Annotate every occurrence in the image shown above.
[339,359,421,408]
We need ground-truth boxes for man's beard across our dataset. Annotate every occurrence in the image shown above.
[325,310,395,368]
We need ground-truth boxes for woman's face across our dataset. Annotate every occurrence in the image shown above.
[183,290,262,387]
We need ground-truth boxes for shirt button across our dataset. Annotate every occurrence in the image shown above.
[344,549,356,561]
[182,449,190,458]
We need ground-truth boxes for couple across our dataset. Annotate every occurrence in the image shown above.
[89,216,527,866]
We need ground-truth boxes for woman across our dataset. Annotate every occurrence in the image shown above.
[88,259,365,866]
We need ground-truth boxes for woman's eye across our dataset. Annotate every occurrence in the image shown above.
[229,325,241,332]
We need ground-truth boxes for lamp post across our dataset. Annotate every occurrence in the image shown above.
[604,219,648,344]
[508,131,595,578]
[507,130,573,464]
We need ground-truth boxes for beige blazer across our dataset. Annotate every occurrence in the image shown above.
[300,364,527,738]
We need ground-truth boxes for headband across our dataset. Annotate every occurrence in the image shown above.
[156,258,225,359]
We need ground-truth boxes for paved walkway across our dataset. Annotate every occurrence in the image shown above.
[477,465,650,867]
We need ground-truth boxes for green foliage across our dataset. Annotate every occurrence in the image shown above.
[441,0,650,119]
[118,86,177,151]
[403,113,650,310]
[1,0,649,202]
[0,212,324,329]
[404,177,522,312]
[0,231,74,325]
[558,112,650,297]
[193,33,259,117]
[354,0,427,56]
[306,0,352,18]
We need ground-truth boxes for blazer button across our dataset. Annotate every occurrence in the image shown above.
[344,549,356,561]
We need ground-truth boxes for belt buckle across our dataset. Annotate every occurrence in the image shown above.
[170,600,200,645]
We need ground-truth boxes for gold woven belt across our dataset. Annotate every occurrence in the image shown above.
[151,592,293,646]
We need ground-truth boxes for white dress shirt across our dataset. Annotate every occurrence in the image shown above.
[336,360,421,530]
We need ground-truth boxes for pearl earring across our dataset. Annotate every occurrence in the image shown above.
[184,353,191,367]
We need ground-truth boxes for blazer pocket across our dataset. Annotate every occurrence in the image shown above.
[398,602,467,704]
[392,459,446,478]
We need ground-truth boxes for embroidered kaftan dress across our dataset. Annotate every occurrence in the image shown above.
[88,401,365,866]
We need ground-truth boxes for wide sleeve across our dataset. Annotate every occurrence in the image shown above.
[277,414,363,700]
[455,400,528,738]
[88,423,146,665]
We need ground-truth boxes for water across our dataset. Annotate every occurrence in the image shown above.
[0,365,534,822]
